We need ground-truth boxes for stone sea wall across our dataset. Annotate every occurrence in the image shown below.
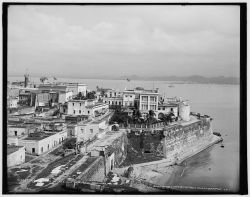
[126,118,213,162]
[163,118,213,160]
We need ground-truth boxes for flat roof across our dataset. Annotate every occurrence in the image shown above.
[22,132,57,141]
[7,145,24,155]
[86,103,108,109]
[158,103,178,107]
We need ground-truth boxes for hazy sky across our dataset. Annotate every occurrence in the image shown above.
[8,5,240,78]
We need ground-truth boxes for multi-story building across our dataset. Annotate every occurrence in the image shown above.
[67,99,109,117]
[105,89,122,98]
[123,90,136,108]
[65,83,87,96]
[157,103,179,118]
[139,89,159,117]
[103,97,123,107]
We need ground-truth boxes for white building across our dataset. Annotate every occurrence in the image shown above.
[8,124,36,137]
[58,91,73,104]
[123,90,136,107]
[19,130,67,155]
[7,145,25,167]
[105,89,122,98]
[157,103,179,118]
[67,100,109,117]
[7,97,18,109]
[66,83,87,96]
[139,90,159,117]
[103,97,123,106]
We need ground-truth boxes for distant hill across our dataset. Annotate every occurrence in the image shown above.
[118,75,239,85]
[8,73,239,85]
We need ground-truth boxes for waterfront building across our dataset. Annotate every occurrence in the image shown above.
[7,145,25,167]
[157,102,179,118]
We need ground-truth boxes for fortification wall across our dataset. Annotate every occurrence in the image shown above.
[163,119,213,159]
[126,118,212,162]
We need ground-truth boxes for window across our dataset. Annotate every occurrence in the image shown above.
[14,131,17,136]
[142,104,148,110]
[171,108,173,111]
[72,102,74,106]
[73,110,75,114]
[142,96,148,101]
[90,129,93,134]
[88,111,90,114]
[150,96,156,102]
[48,144,49,150]
[79,110,81,114]
[158,108,160,110]
[32,148,35,153]
[163,107,166,110]
[130,102,132,106]
[130,95,132,98]
[150,105,156,110]
[41,147,43,153]
[80,103,81,106]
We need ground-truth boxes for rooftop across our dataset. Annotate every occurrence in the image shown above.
[7,145,24,155]
[22,132,56,141]
[158,102,179,107]
[86,102,108,109]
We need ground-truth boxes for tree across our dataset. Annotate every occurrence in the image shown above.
[149,110,155,117]
[146,110,157,124]
[40,77,48,84]
[86,91,96,99]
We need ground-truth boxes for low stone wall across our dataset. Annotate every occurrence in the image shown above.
[76,157,104,182]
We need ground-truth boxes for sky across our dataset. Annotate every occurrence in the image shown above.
[8,5,240,78]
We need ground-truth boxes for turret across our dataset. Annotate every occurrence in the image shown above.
[179,101,190,121]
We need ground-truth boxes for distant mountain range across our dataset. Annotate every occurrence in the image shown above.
[8,73,239,85]
[117,75,239,85]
